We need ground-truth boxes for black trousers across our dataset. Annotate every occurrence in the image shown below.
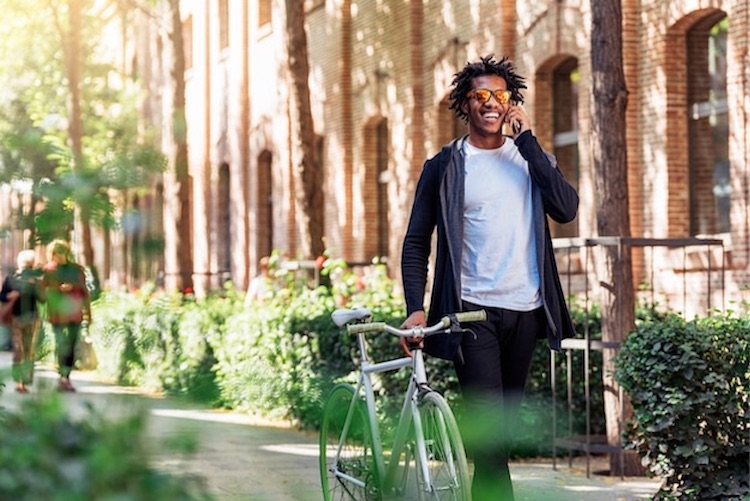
[454,301,546,501]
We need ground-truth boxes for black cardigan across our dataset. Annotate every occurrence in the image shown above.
[401,131,579,360]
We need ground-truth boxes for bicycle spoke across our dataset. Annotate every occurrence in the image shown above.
[415,392,471,501]
[320,385,379,501]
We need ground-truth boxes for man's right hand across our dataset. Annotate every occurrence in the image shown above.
[399,310,427,356]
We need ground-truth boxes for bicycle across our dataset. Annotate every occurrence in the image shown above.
[319,308,486,501]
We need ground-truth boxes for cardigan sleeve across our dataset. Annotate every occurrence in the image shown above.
[401,159,441,316]
[515,131,579,223]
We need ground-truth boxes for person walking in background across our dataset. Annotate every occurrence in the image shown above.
[245,256,272,306]
[0,250,45,393]
[400,55,579,500]
[42,239,91,393]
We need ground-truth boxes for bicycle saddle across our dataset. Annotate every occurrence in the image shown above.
[331,308,372,327]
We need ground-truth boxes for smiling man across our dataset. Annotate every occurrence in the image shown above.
[400,55,579,500]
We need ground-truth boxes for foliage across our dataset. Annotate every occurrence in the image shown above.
[0,0,165,248]
[615,313,750,500]
[90,287,221,405]
[86,257,609,453]
[0,394,212,501]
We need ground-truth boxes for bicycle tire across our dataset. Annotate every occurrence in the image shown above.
[320,384,379,501]
[414,392,472,501]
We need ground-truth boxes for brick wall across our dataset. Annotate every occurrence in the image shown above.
[131,0,750,308]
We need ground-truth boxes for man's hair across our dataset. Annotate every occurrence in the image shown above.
[449,54,527,123]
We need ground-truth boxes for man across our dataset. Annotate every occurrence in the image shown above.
[400,55,579,500]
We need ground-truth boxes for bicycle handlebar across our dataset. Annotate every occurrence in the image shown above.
[346,310,487,336]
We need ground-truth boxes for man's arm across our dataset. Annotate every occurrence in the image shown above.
[515,131,579,223]
[401,160,440,316]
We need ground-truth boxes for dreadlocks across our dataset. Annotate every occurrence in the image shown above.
[449,54,527,123]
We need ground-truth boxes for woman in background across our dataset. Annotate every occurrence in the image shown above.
[0,250,45,393]
[42,239,91,392]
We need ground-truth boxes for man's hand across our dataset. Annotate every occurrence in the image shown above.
[505,104,531,139]
[399,310,427,357]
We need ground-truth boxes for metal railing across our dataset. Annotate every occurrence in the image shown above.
[549,236,726,477]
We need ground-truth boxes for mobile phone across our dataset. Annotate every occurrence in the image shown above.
[502,117,521,136]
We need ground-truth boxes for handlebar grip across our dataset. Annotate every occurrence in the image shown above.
[347,322,387,335]
[454,310,487,323]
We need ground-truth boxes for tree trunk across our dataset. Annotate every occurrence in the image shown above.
[590,0,642,476]
[65,0,96,275]
[285,0,324,259]
[166,0,194,291]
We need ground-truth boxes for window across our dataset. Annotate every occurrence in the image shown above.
[219,0,229,50]
[551,57,580,238]
[218,164,232,281]
[375,121,389,258]
[363,119,390,260]
[437,96,466,147]
[259,0,272,28]
[688,16,729,235]
[257,151,274,260]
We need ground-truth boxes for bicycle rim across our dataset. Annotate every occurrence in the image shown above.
[319,384,379,501]
[415,392,472,501]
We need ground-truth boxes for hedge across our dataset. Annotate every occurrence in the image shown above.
[615,313,750,500]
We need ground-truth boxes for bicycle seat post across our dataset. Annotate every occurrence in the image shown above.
[355,332,370,364]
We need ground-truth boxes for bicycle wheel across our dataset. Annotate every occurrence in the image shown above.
[414,392,472,501]
[320,384,379,501]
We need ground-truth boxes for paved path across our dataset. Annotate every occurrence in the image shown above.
[0,351,661,500]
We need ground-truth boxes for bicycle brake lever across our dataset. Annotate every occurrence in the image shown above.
[460,327,478,340]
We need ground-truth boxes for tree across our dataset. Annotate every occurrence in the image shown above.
[0,0,166,290]
[590,0,641,476]
[61,0,97,271]
[163,0,194,292]
[285,0,325,259]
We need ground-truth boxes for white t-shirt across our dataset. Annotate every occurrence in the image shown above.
[460,139,541,311]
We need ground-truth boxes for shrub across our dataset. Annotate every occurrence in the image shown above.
[0,394,212,501]
[83,260,616,459]
[615,313,750,500]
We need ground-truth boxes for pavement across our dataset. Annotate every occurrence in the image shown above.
[0,350,662,500]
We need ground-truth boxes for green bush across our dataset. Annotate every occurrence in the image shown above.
[86,261,613,451]
[0,394,212,501]
[615,313,750,500]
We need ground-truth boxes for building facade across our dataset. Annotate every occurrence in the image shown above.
[107,0,749,313]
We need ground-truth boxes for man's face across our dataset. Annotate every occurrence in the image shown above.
[464,75,512,140]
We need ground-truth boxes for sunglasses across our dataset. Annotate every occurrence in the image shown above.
[466,88,512,105]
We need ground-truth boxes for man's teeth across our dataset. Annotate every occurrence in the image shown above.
[484,112,500,119]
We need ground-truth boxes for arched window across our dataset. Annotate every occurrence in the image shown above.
[363,119,390,260]
[217,163,231,282]
[219,0,229,50]
[437,96,466,147]
[688,16,729,235]
[257,151,274,260]
[551,57,580,238]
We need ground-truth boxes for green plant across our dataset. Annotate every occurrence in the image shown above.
[615,313,750,500]
[0,394,212,500]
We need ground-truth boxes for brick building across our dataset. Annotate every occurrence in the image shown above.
[111,0,749,313]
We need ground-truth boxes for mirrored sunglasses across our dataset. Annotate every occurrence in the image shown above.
[466,88,512,105]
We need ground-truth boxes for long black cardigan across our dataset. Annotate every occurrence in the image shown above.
[401,131,580,360]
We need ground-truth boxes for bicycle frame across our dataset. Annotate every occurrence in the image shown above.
[331,330,434,497]
[324,309,484,500]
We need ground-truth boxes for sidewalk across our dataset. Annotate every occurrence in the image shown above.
[0,350,661,500]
